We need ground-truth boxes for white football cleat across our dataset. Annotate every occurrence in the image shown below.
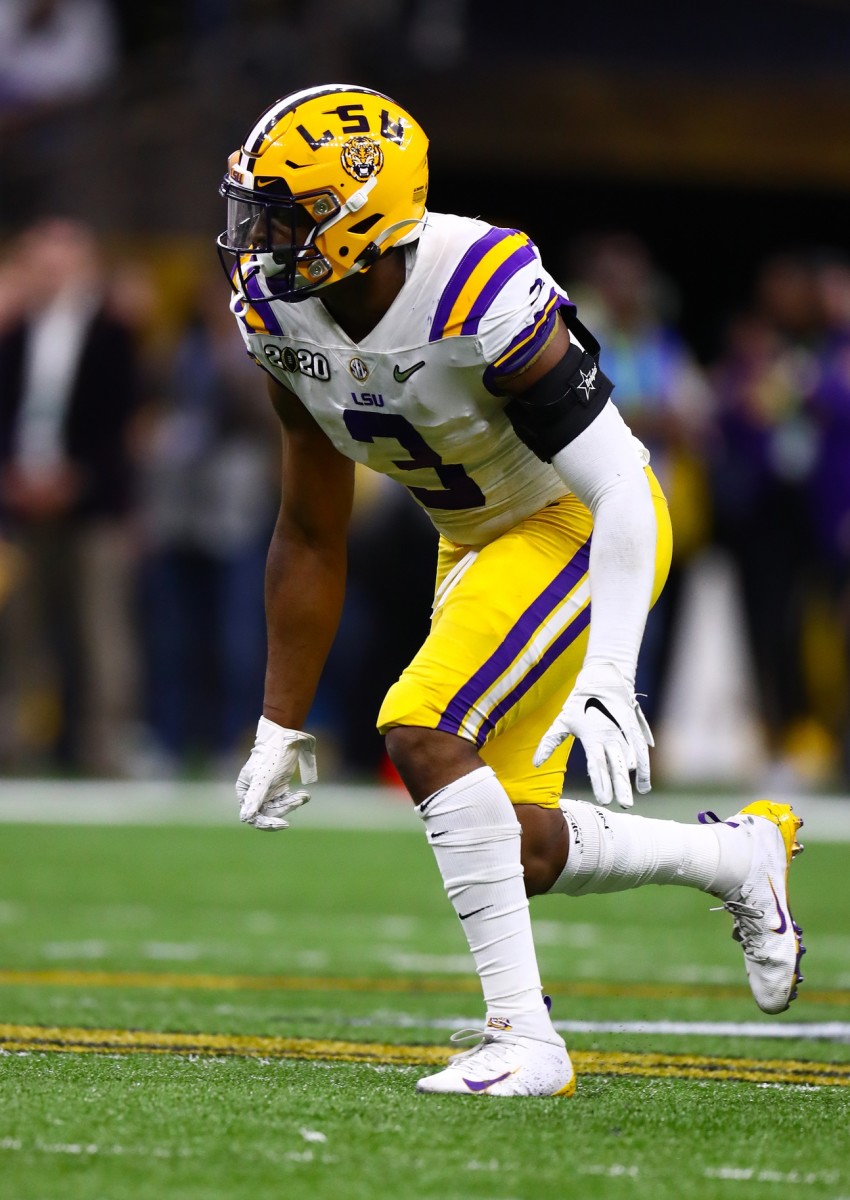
[700,801,805,1015]
[417,1026,575,1097]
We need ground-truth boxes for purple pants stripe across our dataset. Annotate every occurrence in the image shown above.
[472,604,591,746]
[436,535,591,738]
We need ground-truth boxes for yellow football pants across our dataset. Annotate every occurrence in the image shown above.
[378,469,672,808]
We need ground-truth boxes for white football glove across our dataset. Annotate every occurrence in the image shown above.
[236,716,318,831]
[533,663,653,809]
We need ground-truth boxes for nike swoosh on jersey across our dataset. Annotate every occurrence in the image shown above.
[393,360,425,383]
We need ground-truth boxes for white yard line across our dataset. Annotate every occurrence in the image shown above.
[0,781,848,839]
[342,1011,850,1042]
[553,1019,850,1042]
[0,781,414,830]
[703,1167,841,1185]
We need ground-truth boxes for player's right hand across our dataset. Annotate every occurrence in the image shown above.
[236,716,318,831]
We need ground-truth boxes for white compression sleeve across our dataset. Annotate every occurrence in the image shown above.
[550,400,657,686]
[550,800,751,897]
[416,767,558,1040]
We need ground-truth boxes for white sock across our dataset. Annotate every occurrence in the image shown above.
[416,766,556,1041]
[549,800,751,897]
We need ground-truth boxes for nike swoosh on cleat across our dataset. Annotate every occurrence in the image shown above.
[458,905,493,921]
[584,696,625,735]
[393,361,425,383]
[463,1071,512,1092]
[768,878,788,934]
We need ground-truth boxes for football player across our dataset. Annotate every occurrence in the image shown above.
[219,85,805,1097]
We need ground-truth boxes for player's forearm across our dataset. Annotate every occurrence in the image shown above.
[580,479,656,684]
[262,523,347,729]
[550,401,657,686]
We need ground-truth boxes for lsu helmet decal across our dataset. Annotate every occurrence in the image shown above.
[217,84,429,302]
[340,135,384,181]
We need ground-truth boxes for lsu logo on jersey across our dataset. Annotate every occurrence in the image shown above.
[350,391,384,407]
[340,135,384,181]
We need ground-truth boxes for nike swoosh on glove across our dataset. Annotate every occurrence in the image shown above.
[533,663,653,808]
[236,716,318,831]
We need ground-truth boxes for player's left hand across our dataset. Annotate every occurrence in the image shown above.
[236,716,318,831]
[533,663,653,808]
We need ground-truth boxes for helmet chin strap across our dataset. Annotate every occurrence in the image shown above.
[257,178,381,283]
[391,213,427,248]
[319,175,378,232]
[307,215,427,291]
[257,205,426,296]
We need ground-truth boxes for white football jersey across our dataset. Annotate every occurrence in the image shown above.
[231,211,582,546]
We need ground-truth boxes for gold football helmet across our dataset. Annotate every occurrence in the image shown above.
[217,84,429,302]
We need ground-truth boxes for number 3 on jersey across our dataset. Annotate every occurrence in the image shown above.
[343,411,485,511]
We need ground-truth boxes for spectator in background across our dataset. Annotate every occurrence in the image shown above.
[567,232,713,721]
[805,255,850,779]
[0,244,28,331]
[135,272,279,776]
[0,248,29,616]
[0,217,141,774]
[0,0,120,223]
[709,252,826,782]
[0,0,118,120]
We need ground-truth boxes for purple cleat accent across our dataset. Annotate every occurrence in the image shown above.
[767,879,788,934]
[416,1005,575,1097]
[698,810,740,829]
[462,1071,513,1092]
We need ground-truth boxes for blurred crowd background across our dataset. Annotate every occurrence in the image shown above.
[1,0,850,792]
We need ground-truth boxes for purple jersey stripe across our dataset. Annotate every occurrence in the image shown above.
[244,268,284,336]
[436,535,591,738]
[429,228,520,342]
[495,289,565,370]
[473,604,591,746]
[458,241,538,338]
[483,293,573,395]
[482,290,573,393]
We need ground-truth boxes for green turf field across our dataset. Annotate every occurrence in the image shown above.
[1,797,848,1200]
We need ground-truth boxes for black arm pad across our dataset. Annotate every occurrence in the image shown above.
[504,332,613,463]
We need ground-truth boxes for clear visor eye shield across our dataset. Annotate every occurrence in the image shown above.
[216,176,378,301]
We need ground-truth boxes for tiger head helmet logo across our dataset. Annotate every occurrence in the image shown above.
[340,135,385,181]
